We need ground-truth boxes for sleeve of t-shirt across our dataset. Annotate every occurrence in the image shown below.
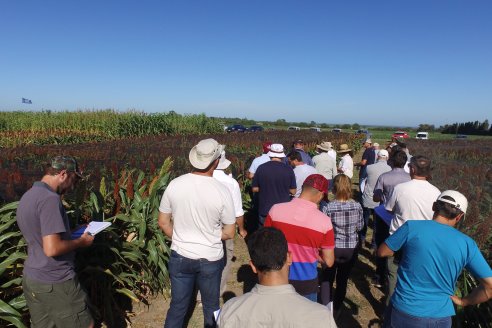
[264,214,273,227]
[39,195,67,237]
[321,228,335,249]
[362,149,370,161]
[158,184,173,213]
[465,240,492,278]
[248,159,257,174]
[385,186,398,211]
[374,176,384,199]
[220,189,236,225]
[385,221,409,251]
[232,180,245,217]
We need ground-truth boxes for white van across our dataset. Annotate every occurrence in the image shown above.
[310,127,321,132]
[288,126,301,131]
[416,132,429,140]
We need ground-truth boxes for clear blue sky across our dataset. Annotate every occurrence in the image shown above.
[1,0,491,127]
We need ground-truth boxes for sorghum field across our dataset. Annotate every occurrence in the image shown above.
[0,111,490,327]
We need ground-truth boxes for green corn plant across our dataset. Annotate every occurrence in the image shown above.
[0,202,27,328]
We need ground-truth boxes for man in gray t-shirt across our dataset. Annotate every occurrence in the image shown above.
[17,156,94,327]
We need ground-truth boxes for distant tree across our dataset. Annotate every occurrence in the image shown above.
[480,119,489,132]
[341,124,351,130]
[310,120,316,126]
[418,123,435,131]
[352,123,360,130]
[276,118,287,126]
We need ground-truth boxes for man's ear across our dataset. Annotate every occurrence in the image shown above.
[455,213,464,223]
[249,260,258,274]
[286,251,293,266]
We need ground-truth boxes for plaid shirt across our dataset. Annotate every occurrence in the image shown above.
[321,200,363,248]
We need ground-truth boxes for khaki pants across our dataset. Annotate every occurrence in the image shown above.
[23,276,93,328]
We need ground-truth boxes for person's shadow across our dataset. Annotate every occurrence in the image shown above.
[237,264,258,294]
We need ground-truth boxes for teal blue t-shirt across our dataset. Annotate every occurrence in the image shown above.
[386,220,492,318]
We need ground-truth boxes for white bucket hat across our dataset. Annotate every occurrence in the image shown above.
[216,150,231,170]
[267,144,286,158]
[189,138,225,169]
[436,190,468,214]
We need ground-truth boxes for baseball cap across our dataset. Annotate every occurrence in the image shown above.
[378,149,389,158]
[436,190,468,214]
[363,138,372,144]
[293,139,304,145]
[189,138,225,169]
[51,156,84,178]
[303,174,329,194]
[262,141,273,153]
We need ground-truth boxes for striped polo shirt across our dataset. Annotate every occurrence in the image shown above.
[265,198,335,295]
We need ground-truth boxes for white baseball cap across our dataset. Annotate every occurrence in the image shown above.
[378,149,389,158]
[436,190,468,214]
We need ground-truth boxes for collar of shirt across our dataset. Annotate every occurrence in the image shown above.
[291,197,317,209]
[253,284,297,295]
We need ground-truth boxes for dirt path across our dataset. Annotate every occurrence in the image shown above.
[129,226,385,328]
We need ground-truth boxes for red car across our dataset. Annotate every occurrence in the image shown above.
[392,131,410,139]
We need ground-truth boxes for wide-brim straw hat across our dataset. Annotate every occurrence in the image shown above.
[337,144,352,153]
[216,150,231,170]
[189,138,225,169]
[316,141,333,151]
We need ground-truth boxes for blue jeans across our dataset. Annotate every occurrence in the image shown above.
[383,302,451,328]
[303,292,317,302]
[164,250,224,328]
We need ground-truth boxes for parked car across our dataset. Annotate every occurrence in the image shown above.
[455,134,468,139]
[248,125,264,132]
[310,127,321,132]
[332,128,342,133]
[416,132,429,140]
[392,131,410,139]
[355,129,372,138]
[288,126,301,131]
[226,124,247,133]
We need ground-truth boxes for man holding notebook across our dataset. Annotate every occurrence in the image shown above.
[16,156,95,328]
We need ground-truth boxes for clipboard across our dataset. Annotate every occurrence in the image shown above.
[71,221,111,239]
[374,205,394,227]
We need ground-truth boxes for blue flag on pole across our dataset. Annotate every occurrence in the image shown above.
[22,98,32,104]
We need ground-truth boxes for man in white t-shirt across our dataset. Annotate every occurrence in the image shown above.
[158,138,236,328]
[247,141,272,179]
[384,155,440,306]
[213,151,247,297]
[287,150,318,197]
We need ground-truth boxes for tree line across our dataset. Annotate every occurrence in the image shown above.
[440,119,491,135]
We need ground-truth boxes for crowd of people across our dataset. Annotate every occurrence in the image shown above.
[16,137,491,328]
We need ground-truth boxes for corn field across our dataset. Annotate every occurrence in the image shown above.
[0,110,223,147]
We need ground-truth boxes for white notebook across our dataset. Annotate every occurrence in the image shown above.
[86,221,111,235]
[71,221,111,238]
